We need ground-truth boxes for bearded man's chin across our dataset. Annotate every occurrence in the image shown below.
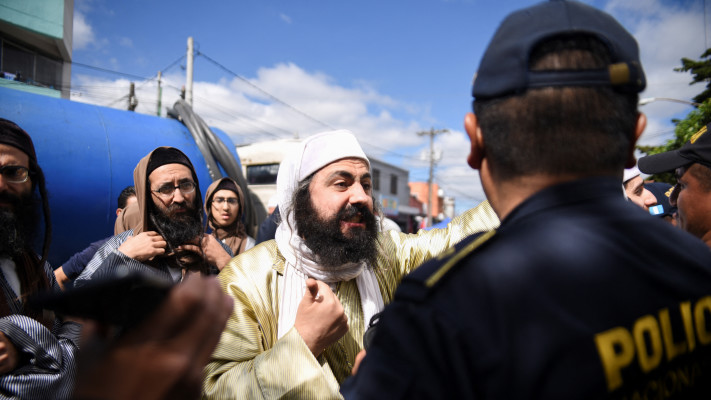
[0,193,38,257]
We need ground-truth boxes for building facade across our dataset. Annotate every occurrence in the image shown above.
[408,181,454,226]
[370,158,419,233]
[0,0,73,98]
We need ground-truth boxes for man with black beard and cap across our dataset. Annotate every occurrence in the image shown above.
[0,118,80,399]
[202,129,500,398]
[75,147,232,286]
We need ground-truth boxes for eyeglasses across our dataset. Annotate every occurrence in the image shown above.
[0,165,30,184]
[152,181,196,198]
[213,197,238,205]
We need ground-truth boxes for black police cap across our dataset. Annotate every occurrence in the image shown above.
[639,124,711,174]
[472,0,646,101]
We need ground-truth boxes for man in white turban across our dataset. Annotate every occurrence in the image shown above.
[203,130,500,399]
[622,165,657,212]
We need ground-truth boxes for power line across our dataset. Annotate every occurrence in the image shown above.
[159,81,295,138]
[192,52,420,160]
[196,51,336,131]
[66,56,432,161]
[72,61,151,81]
[70,56,315,139]
[158,55,187,77]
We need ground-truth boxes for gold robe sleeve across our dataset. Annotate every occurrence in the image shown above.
[202,201,499,399]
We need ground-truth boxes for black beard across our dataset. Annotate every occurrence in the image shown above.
[0,191,39,258]
[294,192,378,269]
[149,200,203,251]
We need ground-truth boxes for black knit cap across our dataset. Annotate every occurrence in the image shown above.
[215,178,238,194]
[0,118,38,162]
[146,147,195,176]
[472,0,646,101]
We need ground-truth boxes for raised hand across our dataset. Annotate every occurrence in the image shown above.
[118,231,167,262]
[294,278,349,357]
[73,274,233,399]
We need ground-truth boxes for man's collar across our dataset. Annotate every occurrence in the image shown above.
[501,176,624,226]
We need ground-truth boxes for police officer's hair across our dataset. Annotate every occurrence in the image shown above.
[473,35,639,182]
[688,163,711,192]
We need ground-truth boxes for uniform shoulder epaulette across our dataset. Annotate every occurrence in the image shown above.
[424,229,496,288]
[395,230,496,303]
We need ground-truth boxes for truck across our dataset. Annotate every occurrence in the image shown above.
[236,138,303,220]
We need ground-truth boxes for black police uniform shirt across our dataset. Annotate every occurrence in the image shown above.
[341,176,711,400]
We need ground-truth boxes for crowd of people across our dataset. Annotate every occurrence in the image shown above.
[0,1,710,399]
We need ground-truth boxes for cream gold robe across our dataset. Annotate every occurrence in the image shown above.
[203,201,499,399]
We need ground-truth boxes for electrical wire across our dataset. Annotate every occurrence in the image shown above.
[168,99,262,235]
[23,56,438,162]
[72,61,151,81]
[195,51,422,160]
[197,51,336,131]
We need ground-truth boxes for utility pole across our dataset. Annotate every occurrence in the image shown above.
[128,82,138,111]
[186,37,194,107]
[157,71,162,116]
[417,127,448,227]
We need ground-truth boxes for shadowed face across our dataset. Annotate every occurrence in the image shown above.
[0,143,32,207]
[672,164,711,242]
[624,175,657,211]
[0,143,38,257]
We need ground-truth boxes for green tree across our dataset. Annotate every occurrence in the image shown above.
[638,100,711,184]
[675,48,711,104]
[637,49,711,184]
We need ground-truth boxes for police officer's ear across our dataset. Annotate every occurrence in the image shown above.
[464,112,485,170]
[625,112,647,168]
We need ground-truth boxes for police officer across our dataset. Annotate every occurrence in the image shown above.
[341,1,711,399]
[639,123,711,246]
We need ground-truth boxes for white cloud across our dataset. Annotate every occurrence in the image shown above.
[605,0,706,145]
[68,0,701,215]
[119,37,133,48]
[72,10,96,50]
[280,13,292,24]
[67,60,486,213]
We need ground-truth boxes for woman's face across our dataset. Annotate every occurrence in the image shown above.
[210,189,240,227]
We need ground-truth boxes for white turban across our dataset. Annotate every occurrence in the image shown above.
[275,129,369,215]
[623,166,641,183]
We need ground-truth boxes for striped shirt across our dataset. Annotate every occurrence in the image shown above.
[0,258,81,400]
[203,201,500,399]
[74,230,232,287]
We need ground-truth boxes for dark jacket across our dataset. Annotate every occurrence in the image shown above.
[342,177,711,399]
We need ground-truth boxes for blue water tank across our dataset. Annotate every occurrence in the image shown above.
[0,86,241,267]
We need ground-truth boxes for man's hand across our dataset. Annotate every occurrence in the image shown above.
[54,266,70,291]
[294,278,349,357]
[73,274,233,400]
[352,349,366,375]
[0,332,19,375]
[178,235,231,270]
[117,231,167,262]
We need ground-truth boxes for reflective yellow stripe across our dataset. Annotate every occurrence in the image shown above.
[426,230,496,288]
[691,125,707,144]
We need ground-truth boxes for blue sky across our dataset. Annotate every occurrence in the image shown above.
[71,0,707,213]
